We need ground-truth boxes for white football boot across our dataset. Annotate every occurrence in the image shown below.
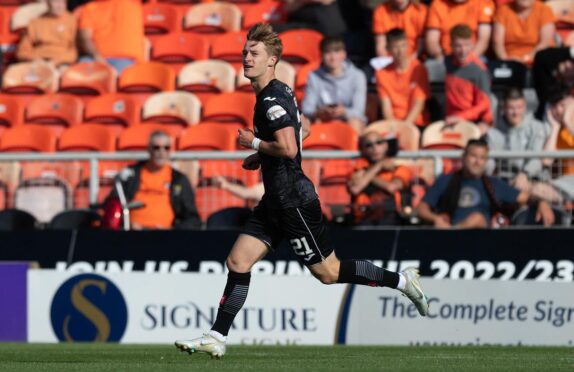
[400,267,429,316]
[175,333,226,359]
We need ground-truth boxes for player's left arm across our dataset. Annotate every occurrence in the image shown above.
[239,126,298,159]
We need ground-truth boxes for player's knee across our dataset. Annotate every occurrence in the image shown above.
[316,272,338,285]
[226,256,251,273]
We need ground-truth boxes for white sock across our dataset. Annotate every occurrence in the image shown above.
[208,330,227,342]
[396,273,407,291]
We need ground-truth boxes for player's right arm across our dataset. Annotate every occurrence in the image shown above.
[238,127,298,159]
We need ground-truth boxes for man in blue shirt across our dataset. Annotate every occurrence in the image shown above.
[416,139,554,228]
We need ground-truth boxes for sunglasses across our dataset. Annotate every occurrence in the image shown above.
[364,140,385,149]
[151,145,171,151]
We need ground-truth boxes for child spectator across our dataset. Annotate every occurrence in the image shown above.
[493,0,555,65]
[376,28,430,127]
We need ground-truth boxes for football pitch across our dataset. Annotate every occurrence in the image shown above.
[0,344,572,371]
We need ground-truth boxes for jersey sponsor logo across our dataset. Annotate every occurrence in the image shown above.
[263,97,277,101]
[266,105,287,120]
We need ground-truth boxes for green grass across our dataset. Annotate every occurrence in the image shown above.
[0,344,573,371]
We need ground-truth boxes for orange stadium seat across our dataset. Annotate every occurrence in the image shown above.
[0,124,56,152]
[10,1,46,34]
[25,94,83,133]
[117,124,177,151]
[150,32,209,72]
[303,121,358,151]
[143,2,182,36]
[118,62,176,103]
[0,94,25,129]
[183,2,241,36]
[176,60,236,104]
[142,91,201,127]
[209,31,247,71]
[84,93,141,134]
[242,0,283,30]
[421,120,481,149]
[195,184,247,222]
[365,120,421,151]
[280,29,322,68]
[294,60,320,102]
[58,124,117,152]
[2,61,59,94]
[59,62,117,97]
[237,60,296,91]
[202,92,255,127]
[0,7,18,46]
[178,123,237,151]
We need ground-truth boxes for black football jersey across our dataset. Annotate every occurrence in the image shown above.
[253,79,318,209]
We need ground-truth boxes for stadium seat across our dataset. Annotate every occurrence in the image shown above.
[0,208,37,231]
[58,124,117,152]
[0,124,56,152]
[365,120,420,151]
[421,120,481,149]
[142,91,201,127]
[209,31,247,70]
[177,60,236,104]
[25,94,83,133]
[150,32,210,72]
[183,2,242,35]
[294,61,320,102]
[303,121,359,151]
[84,93,141,132]
[2,61,59,94]
[242,0,283,30]
[49,209,102,230]
[118,62,176,103]
[237,60,296,91]
[117,124,177,151]
[59,62,117,97]
[14,176,71,223]
[202,92,255,127]
[206,206,251,229]
[280,29,322,69]
[0,94,25,129]
[10,1,46,33]
[195,183,247,222]
[178,123,237,151]
[0,7,18,46]
[143,2,182,36]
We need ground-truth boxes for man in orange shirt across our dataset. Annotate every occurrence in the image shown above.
[77,0,144,73]
[348,130,412,225]
[16,0,78,67]
[493,0,555,65]
[110,131,201,230]
[425,0,494,60]
[372,0,427,57]
[376,28,430,127]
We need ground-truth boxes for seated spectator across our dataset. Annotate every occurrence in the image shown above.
[302,36,367,133]
[425,0,494,60]
[109,131,201,230]
[372,0,427,57]
[542,85,574,155]
[348,130,412,225]
[16,0,78,68]
[532,47,574,118]
[487,87,562,203]
[416,139,554,228]
[78,0,144,73]
[376,28,430,127]
[445,24,493,133]
[492,0,555,66]
[276,0,347,37]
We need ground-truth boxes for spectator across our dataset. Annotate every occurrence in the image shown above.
[487,87,562,202]
[348,130,411,225]
[444,24,493,133]
[302,36,367,133]
[109,131,201,230]
[416,139,554,228]
[372,0,427,57]
[425,0,494,60]
[532,47,574,118]
[376,28,430,128]
[77,0,144,73]
[543,85,574,175]
[276,0,347,37]
[213,177,265,205]
[492,0,555,65]
[16,0,78,68]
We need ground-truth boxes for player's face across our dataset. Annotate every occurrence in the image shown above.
[452,37,473,63]
[243,40,276,80]
[148,136,171,168]
[361,132,388,162]
[388,38,409,63]
[503,98,526,127]
[463,145,488,178]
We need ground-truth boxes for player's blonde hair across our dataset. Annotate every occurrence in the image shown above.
[247,23,282,66]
